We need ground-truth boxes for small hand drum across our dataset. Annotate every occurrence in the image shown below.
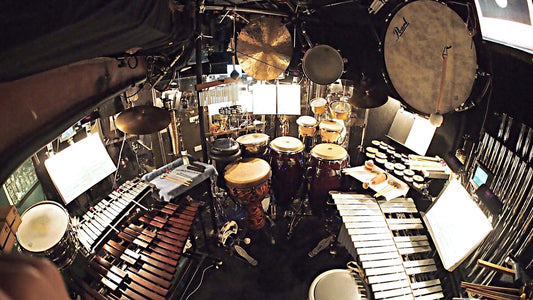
[224,158,272,230]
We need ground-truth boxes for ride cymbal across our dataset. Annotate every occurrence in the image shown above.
[236,16,292,81]
[115,105,170,135]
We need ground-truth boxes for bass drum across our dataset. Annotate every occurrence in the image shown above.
[383,0,477,115]
[16,201,78,270]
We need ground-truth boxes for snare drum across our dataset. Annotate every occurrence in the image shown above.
[16,201,78,269]
[319,120,344,144]
[310,98,327,115]
[329,101,351,120]
[308,269,369,300]
[224,158,271,230]
[236,133,270,158]
[307,144,349,215]
[269,137,305,206]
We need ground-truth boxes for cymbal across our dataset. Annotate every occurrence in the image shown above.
[236,16,292,81]
[349,75,389,109]
[115,105,170,135]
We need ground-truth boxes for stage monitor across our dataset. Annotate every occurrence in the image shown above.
[474,0,533,55]
[421,178,493,271]
[44,134,117,205]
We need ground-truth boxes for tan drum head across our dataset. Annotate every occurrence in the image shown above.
[311,143,348,160]
[296,115,318,127]
[310,98,327,114]
[271,136,304,152]
[224,158,272,189]
[17,201,69,252]
[384,0,477,115]
[319,120,343,132]
[236,133,270,146]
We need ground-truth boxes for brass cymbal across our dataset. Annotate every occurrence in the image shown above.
[236,16,292,81]
[115,105,170,135]
[349,75,389,109]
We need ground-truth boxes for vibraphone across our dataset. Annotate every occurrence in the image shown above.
[332,192,444,300]
[75,201,199,300]
[76,179,154,254]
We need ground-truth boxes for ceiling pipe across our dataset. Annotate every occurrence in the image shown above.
[201,5,289,17]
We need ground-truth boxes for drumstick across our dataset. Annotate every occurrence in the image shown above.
[166,170,192,182]
[460,282,522,294]
[160,174,190,186]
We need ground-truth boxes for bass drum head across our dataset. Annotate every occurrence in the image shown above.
[384,0,477,115]
[309,269,366,300]
[17,201,69,253]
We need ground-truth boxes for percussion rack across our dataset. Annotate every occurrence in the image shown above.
[332,192,445,300]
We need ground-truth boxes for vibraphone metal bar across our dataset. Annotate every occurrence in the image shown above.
[76,178,154,254]
[78,201,199,300]
[332,192,444,300]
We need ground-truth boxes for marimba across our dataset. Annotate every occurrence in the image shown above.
[332,192,444,300]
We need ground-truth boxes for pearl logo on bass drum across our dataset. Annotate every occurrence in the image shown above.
[393,17,410,40]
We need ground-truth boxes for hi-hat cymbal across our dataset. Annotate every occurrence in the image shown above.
[236,16,292,81]
[115,105,170,135]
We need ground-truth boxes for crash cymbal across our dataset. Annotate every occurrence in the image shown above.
[349,75,389,109]
[236,16,292,81]
[115,105,170,135]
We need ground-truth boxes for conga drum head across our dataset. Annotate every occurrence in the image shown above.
[236,133,270,146]
[384,0,477,115]
[330,101,351,120]
[311,143,348,161]
[224,158,271,189]
[17,201,69,252]
[309,269,366,300]
[271,136,304,152]
[310,98,327,115]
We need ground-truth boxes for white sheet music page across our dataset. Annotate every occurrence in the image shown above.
[421,178,493,271]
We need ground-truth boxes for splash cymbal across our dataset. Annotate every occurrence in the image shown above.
[115,105,170,135]
[236,16,292,81]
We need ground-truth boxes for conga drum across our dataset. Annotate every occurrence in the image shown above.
[297,115,318,152]
[224,158,271,230]
[16,201,78,269]
[307,144,349,215]
[308,269,370,300]
[236,133,270,158]
[269,136,305,206]
[319,120,344,144]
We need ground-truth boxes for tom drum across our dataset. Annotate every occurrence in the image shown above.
[16,201,78,269]
[236,133,270,158]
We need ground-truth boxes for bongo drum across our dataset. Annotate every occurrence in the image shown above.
[236,133,270,158]
[16,201,78,269]
[310,98,327,115]
[269,136,305,206]
[319,120,344,144]
[224,158,271,230]
[308,269,369,300]
[297,116,318,138]
[307,144,348,215]
[330,101,351,120]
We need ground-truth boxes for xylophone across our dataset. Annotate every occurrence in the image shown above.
[332,192,444,300]
[75,200,199,300]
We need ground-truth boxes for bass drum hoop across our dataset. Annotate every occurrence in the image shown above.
[381,0,478,116]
